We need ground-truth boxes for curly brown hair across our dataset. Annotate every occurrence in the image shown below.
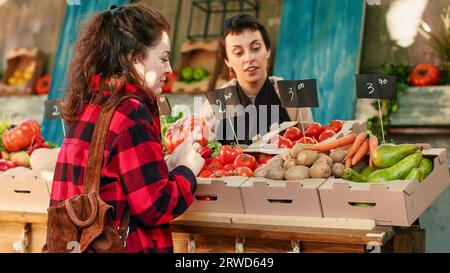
[63,3,170,125]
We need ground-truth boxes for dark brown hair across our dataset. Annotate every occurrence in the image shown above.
[62,3,170,125]
[218,13,271,60]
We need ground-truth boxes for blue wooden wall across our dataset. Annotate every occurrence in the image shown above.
[42,0,129,145]
[274,0,365,124]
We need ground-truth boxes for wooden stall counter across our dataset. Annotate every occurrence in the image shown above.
[171,212,425,253]
[0,209,424,253]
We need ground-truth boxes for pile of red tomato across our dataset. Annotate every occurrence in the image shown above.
[198,145,273,178]
[270,120,344,148]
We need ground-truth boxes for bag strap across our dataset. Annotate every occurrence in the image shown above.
[83,95,142,194]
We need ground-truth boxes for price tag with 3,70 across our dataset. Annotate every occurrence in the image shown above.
[277,79,319,108]
[45,99,63,120]
[355,74,397,99]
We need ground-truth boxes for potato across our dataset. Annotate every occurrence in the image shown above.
[254,167,268,177]
[332,163,345,178]
[296,150,319,167]
[290,143,305,158]
[309,163,331,178]
[283,158,296,170]
[266,157,284,168]
[266,166,285,180]
[314,155,333,167]
[282,153,292,162]
[329,149,347,163]
[284,166,310,180]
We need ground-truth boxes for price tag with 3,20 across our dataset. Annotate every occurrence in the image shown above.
[206,86,242,119]
[277,79,319,108]
[45,99,63,120]
[157,95,172,116]
[356,74,397,99]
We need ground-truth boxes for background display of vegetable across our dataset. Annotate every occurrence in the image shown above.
[180,67,209,83]
[162,71,177,94]
[0,118,58,171]
[270,120,344,148]
[163,115,210,154]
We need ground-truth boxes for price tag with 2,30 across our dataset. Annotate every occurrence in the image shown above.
[45,99,63,120]
[355,74,397,99]
[277,79,319,108]
[206,85,242,120]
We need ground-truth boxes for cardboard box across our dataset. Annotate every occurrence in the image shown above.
[240,177,325,217]
[188,176,249,214]
[172,40,227,93]
[318,146,449,226]
[0,175,51,213]
[0,48,46,96]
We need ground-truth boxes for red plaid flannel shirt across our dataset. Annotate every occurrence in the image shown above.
[50,81,197,253]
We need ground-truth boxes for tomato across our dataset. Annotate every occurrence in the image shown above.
[164,115,209,154]
[258,154,274,165]
[283,127,303,142]
[2,119,41,152]
[217,145,242,165]
[0,159,15,172]
[318,130,336,142]
[199,158,211,173]
[304,122,324,140]
[324,120,344,133]
[234,154,257,170]
[210,170,230,178]
[209,157,223,166]
[223,163,236,174]
[198,170,213,178]
[233,167,253,177]
[270,135,293,148]
[410,64,441,86]
[297,137,316,145]
[206,163,223,172]
[279,137,293,148]
[200,146,212,158]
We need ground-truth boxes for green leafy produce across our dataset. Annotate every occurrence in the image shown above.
[207,140,222,158]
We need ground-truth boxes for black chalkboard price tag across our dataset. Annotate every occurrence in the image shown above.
[157,95,172,116]
[45,99,63,120]
[277,79,319,108]
[356,74,397,99]
[206,86,242,120]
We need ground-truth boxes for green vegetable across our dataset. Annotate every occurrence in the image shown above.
[207,140,222,158]
[342,168,368,183]
[44,141,58,149]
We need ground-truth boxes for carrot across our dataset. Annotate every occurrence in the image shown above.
[368,134,378,168]
[305,134,357,152]
[345,155,352,168]
[351,139,369,166]
[344,132,367,160]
